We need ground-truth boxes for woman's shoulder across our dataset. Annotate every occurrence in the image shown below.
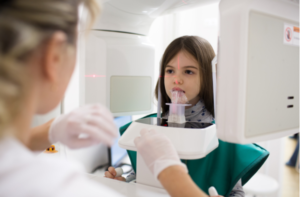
[0,138,85,174]
[0,138,88,196]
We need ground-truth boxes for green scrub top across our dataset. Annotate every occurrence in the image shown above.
[119,113,269,197]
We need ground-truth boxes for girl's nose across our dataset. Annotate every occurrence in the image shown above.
[174,76,183,85]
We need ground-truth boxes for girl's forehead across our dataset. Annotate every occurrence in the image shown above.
[166,50,198,66]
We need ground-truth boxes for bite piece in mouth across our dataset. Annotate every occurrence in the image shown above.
[172,87,185,93]
[170,89,188,104]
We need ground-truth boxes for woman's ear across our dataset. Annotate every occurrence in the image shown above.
[41,31,68,83]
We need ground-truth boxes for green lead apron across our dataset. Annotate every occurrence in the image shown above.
[120,113,269,197]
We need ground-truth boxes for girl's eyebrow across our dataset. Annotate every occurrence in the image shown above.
[183,65,198,70]
[166,65,198,69]
[165,65,198,70]
[165,65,174,69]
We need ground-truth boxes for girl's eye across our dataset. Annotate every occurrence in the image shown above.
[185,70,194,75]
[165,69,174,74]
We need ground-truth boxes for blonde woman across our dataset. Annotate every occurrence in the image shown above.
[0,0,125,196]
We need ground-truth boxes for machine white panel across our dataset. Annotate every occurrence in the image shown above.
[217,0,299,143]
[245,11,299,138]
[84,31,155,116]
[110,76,151,113]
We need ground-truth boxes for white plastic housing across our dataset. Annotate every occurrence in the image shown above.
[83,31,154,116]
[119,119,218,188]
[119,121,219,159]
[96,0,220,35]
[217,0,299,143]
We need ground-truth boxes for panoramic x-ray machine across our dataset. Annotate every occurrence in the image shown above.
[82,0,299,195]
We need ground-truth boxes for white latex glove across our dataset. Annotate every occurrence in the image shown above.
[49,104,118,149]
[134,129,188,180]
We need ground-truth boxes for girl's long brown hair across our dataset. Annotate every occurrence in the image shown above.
[155,36,215,117]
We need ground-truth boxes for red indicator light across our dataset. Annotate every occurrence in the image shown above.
[85,75,106,78]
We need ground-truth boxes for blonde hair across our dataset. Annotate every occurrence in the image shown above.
[0,0,99,136]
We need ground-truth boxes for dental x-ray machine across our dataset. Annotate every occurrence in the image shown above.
[82,0,299,194]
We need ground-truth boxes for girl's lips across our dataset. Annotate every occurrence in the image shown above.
[172,87,185,93]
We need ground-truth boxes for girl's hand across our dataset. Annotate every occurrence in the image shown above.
[104,167,126,182]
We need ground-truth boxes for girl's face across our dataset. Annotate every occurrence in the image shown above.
[164,50,201,107]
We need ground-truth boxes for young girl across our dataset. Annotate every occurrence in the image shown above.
[156,35,215,124]
[105,36,268,197]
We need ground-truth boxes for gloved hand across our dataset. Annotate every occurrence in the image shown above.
[49,104,118,149]
[134,129,188,180]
